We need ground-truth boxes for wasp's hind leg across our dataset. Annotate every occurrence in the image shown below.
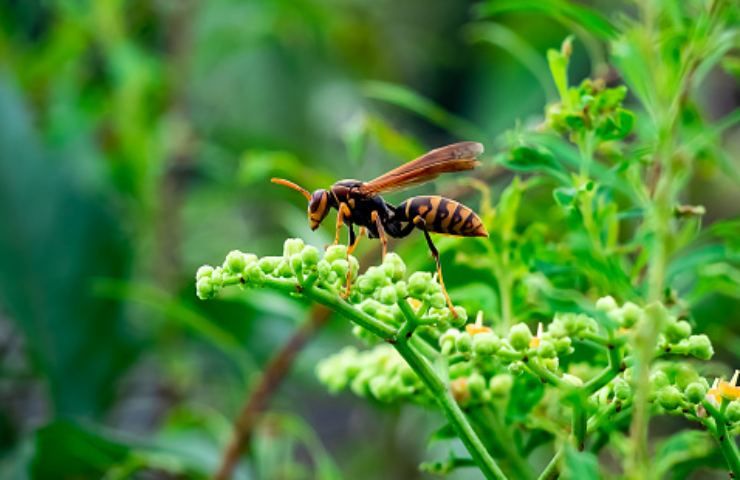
[412,216,457,318]
[370,211,388,260]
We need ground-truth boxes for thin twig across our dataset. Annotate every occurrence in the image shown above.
[213,305,331,480]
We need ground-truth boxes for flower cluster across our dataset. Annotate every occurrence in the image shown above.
[196,240,738,436]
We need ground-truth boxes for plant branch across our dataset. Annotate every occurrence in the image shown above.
[213,305,331,480]
[703,399,740,478]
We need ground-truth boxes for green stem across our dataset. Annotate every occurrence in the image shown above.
[584,343,622,394]
[526,359,567,388]
[473,407,535,480]
[537,447,562,480]
[572,401,587,451]
[703,399,740,478]
[396,302,508,480]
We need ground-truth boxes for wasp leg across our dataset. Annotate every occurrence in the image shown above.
[412,216,457,318]
[341,226,366,298]
[370,211,388,260]
[333,203,351,246]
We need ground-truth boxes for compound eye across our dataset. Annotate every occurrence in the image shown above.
[308,190,329,229]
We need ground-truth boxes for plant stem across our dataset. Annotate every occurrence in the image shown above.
[572,401,587,451]
[584,342,622,394]
[537,447,562,480]
[395,303,508,480]
[703,399,740,478]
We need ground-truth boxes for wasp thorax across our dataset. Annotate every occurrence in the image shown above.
[308,189,330,230]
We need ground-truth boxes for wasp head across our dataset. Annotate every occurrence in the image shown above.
[308,189,330,230]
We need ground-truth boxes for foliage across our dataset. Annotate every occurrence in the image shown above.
[1,0,739,479]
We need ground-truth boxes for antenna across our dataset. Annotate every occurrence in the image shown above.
[271,178,311,201]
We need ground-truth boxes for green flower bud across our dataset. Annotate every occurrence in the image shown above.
[596,295,618,312]
[381,253,406,282]
[359,299,381,316]
[613,378,631,401]
[301,246,320,268]
[196,265,214,280]
[283,238,305,257]
[620,302,642,328]
[542,357,560,372]
[377,286,398,305]
[449,361,472,379]
[399,364,417,385]
[259,256,280,274]
[456,332,473,354]
[657,386,682,410]
[489,374,513,397]
[408,272,432,298]
[290,253,303,273]
[726,401,740,423]
[245,264,265,285]
[509,323,533,350]
[428,292,446,309]
[196,277,214,299]
[276,259,293,278]
[325,244,348,263]
[450,307,468,328]
[210,268,224,287]
[369,376,393,402]
[224,250,247,274]
[317,259,332,279]
[554,337,573,354]
[395,281,408,299]
[688,335,714,360]
[440,329,459,355]
[666,320,692,343]
[537,340,557,358]
[331,259,349,278]
[684,382,707,404]
[650,370,670,388]
[468,372,486,399]
[473,332,500,356]
[508,362,524,375]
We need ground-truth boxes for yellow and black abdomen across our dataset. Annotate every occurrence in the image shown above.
[398,195,488,237]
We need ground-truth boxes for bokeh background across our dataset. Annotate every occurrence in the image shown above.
[0,1,738,479]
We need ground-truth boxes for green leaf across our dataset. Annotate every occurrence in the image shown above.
[31,420,130,479]
[653,430,715,479]
[0,79,137,416]
[562,444,600,480]
[475,0,618,40]
[506,372,545,422]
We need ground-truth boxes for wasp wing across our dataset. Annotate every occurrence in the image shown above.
[359,141,484,195]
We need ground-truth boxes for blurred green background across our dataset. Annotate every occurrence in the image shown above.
[0,1,738,479]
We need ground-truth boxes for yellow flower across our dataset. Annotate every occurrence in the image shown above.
[466,311,492,336]
[530,322,544,348]
[707,370,740,404]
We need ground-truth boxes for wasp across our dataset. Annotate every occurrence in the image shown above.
[271,141,488,316]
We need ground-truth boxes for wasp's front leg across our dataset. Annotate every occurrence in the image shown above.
[333,203,352,246]
[342,225,366,298]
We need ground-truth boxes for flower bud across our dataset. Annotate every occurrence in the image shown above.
[428,292,446,309]
[726,401,740,423]
[620,302,641,328]
[381,253,406,282]
[196,265,214,280]
[259,256,280,274]
[489,374,513,397]
[377,286,397,305]
[537,340,557,358]
[613,378,630,401]
[451,378,470,405]
[276,259,294,278]
[468,372,486,399]
[283,238,305,258]
[596,295,618,313]
[650,370,669,388]
[331,259,349,278]
[508,362,524,375]
[408,272,432,298]
[301,246,320,268]
[455,332,473,354]
[449,361,472,379]
[684,382,707,404]
[224,250,248,274]
[439,329,459,355]
[196,278,214,299]
[449,307,468,328]
[657,386,682,410]
[666,320,692,343]
[395,281,408,299]
[324,244,347,263]
[688,335,714,360]
[473,332,500,356]
[509,323,533,350]
[562,374,584,387]
[290,254,303,273]
[245,264,265,285]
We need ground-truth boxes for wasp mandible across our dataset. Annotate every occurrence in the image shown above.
[271,141,488,316]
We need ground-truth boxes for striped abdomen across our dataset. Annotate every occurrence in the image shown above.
[398,195,488,237]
